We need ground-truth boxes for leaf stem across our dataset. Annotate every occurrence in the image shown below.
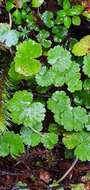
[29,125,43,137]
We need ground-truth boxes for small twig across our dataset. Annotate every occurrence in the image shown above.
[50,158,78,188]
[0,170,24,176]
[8,12,12,29]
[57,158,78,183]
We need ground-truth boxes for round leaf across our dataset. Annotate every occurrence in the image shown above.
[72,16,81,26]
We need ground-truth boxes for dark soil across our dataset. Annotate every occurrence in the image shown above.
[0,148,90,190]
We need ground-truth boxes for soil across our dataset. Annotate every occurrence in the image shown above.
[0,149,90,190]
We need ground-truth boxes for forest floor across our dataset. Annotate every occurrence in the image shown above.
[0,147,90,190]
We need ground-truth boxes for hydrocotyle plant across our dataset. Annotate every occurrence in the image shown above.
[3,36,89,161]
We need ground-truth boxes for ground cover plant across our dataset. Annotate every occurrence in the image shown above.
[0,0,90,189]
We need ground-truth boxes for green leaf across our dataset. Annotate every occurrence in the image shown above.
[47,91,70,114]
[48,123,58,134]
[67,5,84,16]
[64,16,71,29]
[41,11,54,28]
[37,29,51,48]
[75,102,88,122]
[83,54,90,77]
[14,39,42,76]
[48,45,71,71]
[13,7,27,23]
[0,112,6,133]
[63,0,71,11]
[30,132,41,146]
[72,16,81,26]
[20,127,41,146]
[35,66,53,87]
[51,61,82,92]
[67,78,82,92]
[70,183,85,190]
[37,29,50,40]
[65,63,82,92]
[8,90,33,112]
[0,132,24,158]
[74,90,90,109]
[23,102,45,128]
[0,23,19,47]
[75,140,90,161]
[8,90,33,124]
[32,0,44,8]
[40,39,52,48]
[85,115,90,131]
[83,79,90,90]
[56,10,66,18]
[72,35,90,56]
[63,131,90,161]
[8,90,45,130]
[50,67,66,87]
[47,91,88,131]
[41,133,58,149]
[61,106,88,131]
[8,62,24,81]
[6,0,14,11]
[16,39,42,59]
[36,60,82,92]
[15,58,41,77]
[65,62,80,81]
[52,26,68,41]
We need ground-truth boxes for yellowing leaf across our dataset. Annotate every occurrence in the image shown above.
[72,35,90,56]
